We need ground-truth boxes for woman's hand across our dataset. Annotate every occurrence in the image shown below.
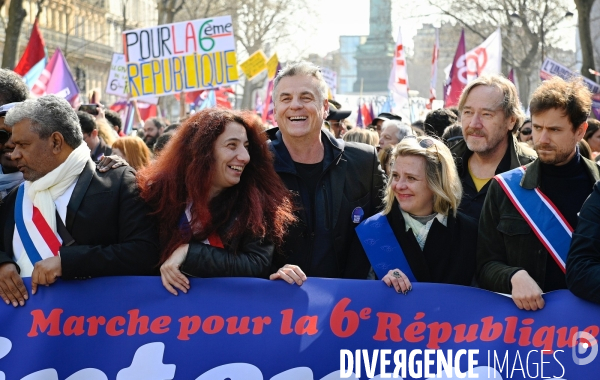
[160,244,190,295]
[269,264,307,286]
[382,268,412,295]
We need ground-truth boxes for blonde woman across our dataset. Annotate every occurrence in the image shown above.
[355,136,477,293]
[342,128,379,147]
[96,118,118,147]
[112,136,152,171]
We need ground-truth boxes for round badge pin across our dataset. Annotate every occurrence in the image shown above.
[351,207,364,224]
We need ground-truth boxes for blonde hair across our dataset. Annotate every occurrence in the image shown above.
[382,136,462,217]
[112,136,151,171]
[343,128,379,147]
[96,118,118,147]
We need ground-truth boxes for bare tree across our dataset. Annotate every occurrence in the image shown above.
[157,0,185,25]
[2,0,26,69]
[429,0,573,101]
[228,0,309,110]
[574,0,596,81]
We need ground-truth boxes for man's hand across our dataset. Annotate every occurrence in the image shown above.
[511,270,545,311]
[31,256,62,295]
[97,155,128,172]
[0,263,27,307]
[269,264,307,286]
[94,104,105,120]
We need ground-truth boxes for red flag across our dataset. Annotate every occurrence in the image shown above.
[445,30,466,107]
[361,104,372,126]
[14,18,46,75]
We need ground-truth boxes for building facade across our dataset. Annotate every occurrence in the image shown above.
[0,0,157,104]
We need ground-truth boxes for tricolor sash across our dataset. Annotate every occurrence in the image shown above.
[14,184,61,275]
[355,212,417,281]
[494,166,572,273]
[179,208,223,248]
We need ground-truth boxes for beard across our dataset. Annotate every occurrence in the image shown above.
[144,135,158,150]
[534,142,575,165]
[463,127,507,156]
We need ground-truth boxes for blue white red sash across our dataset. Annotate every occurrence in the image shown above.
[14,184,61,271]
[179,206,223,248]
[494,166,572,273]
[355,212,417,281]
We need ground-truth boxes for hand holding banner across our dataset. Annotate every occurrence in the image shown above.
[1,277,598,379]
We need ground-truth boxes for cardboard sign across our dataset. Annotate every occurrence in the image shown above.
[266,53,279,80]
[239,50,268,80]
[122,16,239,98]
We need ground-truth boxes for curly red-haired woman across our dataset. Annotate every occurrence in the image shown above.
[138,109,295,295]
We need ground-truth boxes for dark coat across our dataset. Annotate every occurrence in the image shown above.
[566,180,600,304]
[477,157,600,294]
[361,201,478,285]
[179,233,274,279]
[267,128,386,279]
[0,160,159,279]
[91,138,113,162]
[451,133,537,221]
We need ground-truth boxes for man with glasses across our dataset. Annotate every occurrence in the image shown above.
[452,75,537,221]
[372,112,402,137]
[517,119,533,144]
[326,101,351,139]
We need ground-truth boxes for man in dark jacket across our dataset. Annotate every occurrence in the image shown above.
[78,111,112,161]
[0,96,158,307]
[267,62,385,283]
[451,75,536,221]
[477,77,600,311]
[566,180,600,304]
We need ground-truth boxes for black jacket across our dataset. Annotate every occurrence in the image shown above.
[0,160,159,278]
[362,201,478,285]
[477,157,600,294]
[566,180,600,304]
[179,233,274,279]
[91,138,112,162]
[451,133,536,221]
[267,128,385,278]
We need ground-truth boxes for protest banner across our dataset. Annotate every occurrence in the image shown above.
[239,50,268,80]
[106,54,158,104]
[106,53,129,97]
[0,277,598,379]
[266,53,279,80]
[122,16,239,99]
[540,57,600,119]
[321,68,338,97]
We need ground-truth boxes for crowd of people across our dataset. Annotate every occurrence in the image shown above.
[0,61,598,311]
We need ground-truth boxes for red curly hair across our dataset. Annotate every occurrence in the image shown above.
[137,108,295,264]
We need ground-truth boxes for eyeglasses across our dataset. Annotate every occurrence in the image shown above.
[0,130,11,144]
[402,135,436,149]
[401,135,442,164]
[520,129,532,136]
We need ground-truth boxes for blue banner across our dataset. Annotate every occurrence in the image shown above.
[0,277,598,379]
